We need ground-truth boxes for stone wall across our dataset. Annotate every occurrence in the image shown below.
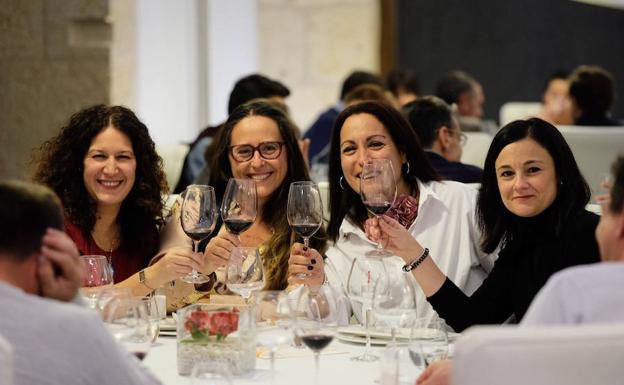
[258,0,380,131]
[0,0,110,180]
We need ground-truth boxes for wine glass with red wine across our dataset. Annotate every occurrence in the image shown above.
[287,181,323,277]
[180,184,217,283]
[359,158,397,256]
[294,285,340,385]
[221,178,257,239]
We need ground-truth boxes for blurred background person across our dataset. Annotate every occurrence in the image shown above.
[33,105,203,296]
[386,68,420,106]
[568,65,621,126]
[403,96,483,183]
[536,70,573,125]
[175,74,291,193]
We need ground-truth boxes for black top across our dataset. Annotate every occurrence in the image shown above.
[425,151,483,184]
[428,208,600,332]
[575,114,622,127]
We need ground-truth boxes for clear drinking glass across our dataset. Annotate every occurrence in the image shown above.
[409,317,449,368]
[180,184,217,284]
[255,290,294,385]
[225,246,265,305]
[221,178,257,239]
[80,255,114,308]
[191,362,233,385]
[294,285,340,385]
[136,296,164,343]
[359,159,397,256]
[103,297,152,360]
[346,256,388,362]
[287,181,323,279]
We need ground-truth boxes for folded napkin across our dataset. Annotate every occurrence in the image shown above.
[256,345,349,359]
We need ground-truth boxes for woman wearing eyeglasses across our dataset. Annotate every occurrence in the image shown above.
[156,100,326,309]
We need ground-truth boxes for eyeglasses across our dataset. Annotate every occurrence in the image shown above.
[229,141,285,162]
[451,131,468,146]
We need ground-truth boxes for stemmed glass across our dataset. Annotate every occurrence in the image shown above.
[103,297,152,360]
[225,246,265,305]
[255,290,294,385]
[287,181,324,278]
[359,159,397,256]
[294,285,340,385]
[180,184,218,284]
[221,178,257,239]
[136,296,164,343]
[80,255,114,309]
[409,317,449,368]
[372,264,418,345]
[346,256,388,362]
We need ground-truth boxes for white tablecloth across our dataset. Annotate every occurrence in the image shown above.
[144,335,421,385]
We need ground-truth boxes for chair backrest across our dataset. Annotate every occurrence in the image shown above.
[453,325,624,385]
[556,125,624,200]
[0,334,13,385]
[461,132,493,168]
[499,102,542,126]
[156,143,190,193]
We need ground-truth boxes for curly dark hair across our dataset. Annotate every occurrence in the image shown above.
[210,100,327,290]
[32,105,168,255]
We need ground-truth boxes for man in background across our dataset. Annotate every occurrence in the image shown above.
[403,96,483,183]
[568,65,621,126]
[0,180,162,385]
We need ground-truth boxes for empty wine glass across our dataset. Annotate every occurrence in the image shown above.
[360,159,397,256]
[136,296,164,343]
[409,317,448,368]
[345,256,388,362]
[191,361,233,385]
[255,291,294,385]
[103,297,152,360]
[80,255,114,308]
[96,286,132,320]
[294,285,340,385]
[221,178,257,239]
[225,246,265,304]
[180,184,217,284]
[372,265,418,345]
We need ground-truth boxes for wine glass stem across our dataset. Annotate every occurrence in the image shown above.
[190,240,199,276]
[303,237,310,249]
[364,307,372,354]
[314,352,320,385]
[270,349,276,385]
[375,215,384,251]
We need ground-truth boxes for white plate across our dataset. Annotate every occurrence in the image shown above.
[336,333,394,346]
[159,317,176,331]
[337,325,459,342]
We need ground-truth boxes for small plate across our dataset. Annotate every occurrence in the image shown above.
[159,317,176,332]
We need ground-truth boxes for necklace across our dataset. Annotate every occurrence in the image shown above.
[90,230,119,265]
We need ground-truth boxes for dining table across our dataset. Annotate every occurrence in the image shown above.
[144,333,423,385]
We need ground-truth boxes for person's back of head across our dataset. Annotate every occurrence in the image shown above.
[343,84,392,107]
[386,69,420,106]
[402,96,453,149]
[436,70,484,118]
[568,65,616,119]
[228,74,290,115]
[340,70,384,101]
[0,181,63,262]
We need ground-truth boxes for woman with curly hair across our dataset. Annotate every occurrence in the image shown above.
[157,100,326,309]
[33,105,203,295]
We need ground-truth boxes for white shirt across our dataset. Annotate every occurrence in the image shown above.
[522,262,624,325]
[0,282,162,385]
[325,179,497,322]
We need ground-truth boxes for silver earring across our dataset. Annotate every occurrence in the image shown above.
[339,176,346,190]
[405,161,411,175]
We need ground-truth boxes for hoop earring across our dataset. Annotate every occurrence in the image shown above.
[339,176,346,190]
[404,161,411,175]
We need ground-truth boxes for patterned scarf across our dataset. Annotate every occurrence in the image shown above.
[385,194,419,229]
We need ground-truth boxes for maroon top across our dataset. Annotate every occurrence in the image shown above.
[65,219,152,283]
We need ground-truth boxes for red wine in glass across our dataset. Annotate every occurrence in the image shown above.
[223,218,254,235]
[292,223,321,238]
[221,178,257,239]
[363,201,392,216]
[301,334,334,352]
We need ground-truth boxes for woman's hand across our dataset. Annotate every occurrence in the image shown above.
[416,359,452,385]
[203,226,240,274]
[287,242,324,286]
[149,246,205,286]
[365,215,424,263]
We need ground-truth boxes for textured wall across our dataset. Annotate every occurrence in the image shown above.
[258,0,380,131]
[0,0,110,180]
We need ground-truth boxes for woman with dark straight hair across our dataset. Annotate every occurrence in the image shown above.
[367,117,600,332]
[288,101,496,323]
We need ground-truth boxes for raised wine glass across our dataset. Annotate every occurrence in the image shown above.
[81,255,114,309]
[225,246,265,305]
[294,285,340,385]
[346,256,388,362]
[287,181,323,278]
[359,159,397,256]
[180,184,218,284]
[221,178,257,239]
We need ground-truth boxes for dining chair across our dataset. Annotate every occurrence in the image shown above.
[452,324,624,385]
[0,334,13,385]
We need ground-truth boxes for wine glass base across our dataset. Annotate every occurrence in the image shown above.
[351,352,379,362]
[180,272,211,284]
[365,249,393,258]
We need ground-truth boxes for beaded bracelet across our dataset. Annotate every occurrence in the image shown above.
[402,248,430,272]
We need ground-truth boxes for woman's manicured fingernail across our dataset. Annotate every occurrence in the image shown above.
[307,265,314,271]
[311,258,317,265]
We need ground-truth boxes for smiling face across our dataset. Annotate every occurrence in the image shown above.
[339,113,409,195]
[495,138,557,218]
[228,115,288,207]
[83,126,136,212]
